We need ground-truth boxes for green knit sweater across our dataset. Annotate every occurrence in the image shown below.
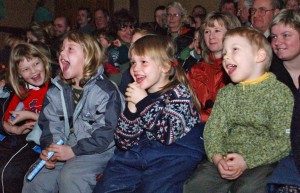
[204,73,293,168]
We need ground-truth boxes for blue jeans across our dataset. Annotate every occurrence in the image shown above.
[94,135,204,193]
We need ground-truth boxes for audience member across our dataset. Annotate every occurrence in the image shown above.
[0,43,52,193]
[94,8,110,31]
[237,0,253,26]
[22,31,124,193]
[267,10,300,192]
[187,12,240,125]
[285,0,299,10]
[180,27,203,73]
[53,16,71,38]
[32,0,53,23]
[77,7,95,35]
[250,0,282,38]
[191,4,207,17]
[193,14,206,29]
[94,34,205,193]
[269,9,300,94]
[185,27,293,193]
[153,5,167,35]
[166,2,195,58]
[220,0,237,15]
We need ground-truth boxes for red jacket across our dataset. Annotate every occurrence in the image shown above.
[187,54,230,123]
[4,81,49,121]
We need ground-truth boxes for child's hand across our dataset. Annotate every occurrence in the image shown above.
[3,121,34,135]
[113,39,122,47]
[8,110,38,125]
[217,159,243,180]
[125,82,147,105]
[40,149,57,169]
[47,144,75,161]
[226,153,248,173]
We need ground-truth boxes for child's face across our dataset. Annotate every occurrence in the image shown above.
[271,23,300,62]
[98,35,110,48]
[204,21,227,58]
[18,57,46,87]
[130,53,169,93]
[222,35,262,83]
[59,38,85,86]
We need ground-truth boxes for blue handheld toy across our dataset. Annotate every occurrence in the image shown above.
[11,102,24,121]
[27,139,64,181]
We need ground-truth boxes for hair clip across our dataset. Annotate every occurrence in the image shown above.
[172,60,179,67]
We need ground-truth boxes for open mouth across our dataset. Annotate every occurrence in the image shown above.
[60,59,70,73]
[32,74,41,82]
[135,75,145,84]
[225,63,237,75]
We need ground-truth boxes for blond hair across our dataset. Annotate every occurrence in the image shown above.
[129,35,201,112]
[224,27,273,70]
[59,31,104,87]
[9,43,52,100]
[201,11,241,64]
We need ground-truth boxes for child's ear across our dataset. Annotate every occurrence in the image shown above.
[162,64,171,73]
[256,48,266,64]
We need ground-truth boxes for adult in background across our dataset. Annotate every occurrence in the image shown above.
[191,4,207,17]
[266,9,300,193]
[77,7,95,35]
[250,0,282,38]
[153,5,167,35]
[166,2,195,58]
[52,16,71,59]
[220,0,237,15]
[94,8,110,31]
[237,0,253,27]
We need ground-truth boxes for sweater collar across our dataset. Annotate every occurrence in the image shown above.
[240,72,270,85]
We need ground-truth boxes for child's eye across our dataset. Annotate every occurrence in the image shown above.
[142,60,148,64]
[233,47,238,51]
[22,68,28,72]
[204,30,210,34]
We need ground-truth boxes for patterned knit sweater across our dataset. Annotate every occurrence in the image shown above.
[115,84,200,150]
[204,73,293,168]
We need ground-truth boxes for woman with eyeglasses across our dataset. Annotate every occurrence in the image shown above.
[267,9,300,193]
[165,2,195,59]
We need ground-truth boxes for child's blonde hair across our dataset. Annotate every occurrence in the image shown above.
[224,27,273,70]
[9,43,52,100]
[59,31,104,87]
[129,35,201,112]
[201,11,241,64]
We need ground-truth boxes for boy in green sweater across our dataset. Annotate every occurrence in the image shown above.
[184,27,294,193]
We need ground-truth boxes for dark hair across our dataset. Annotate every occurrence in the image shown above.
[94,8,109,18]
[55,16,71,28]
[110,9,136,33]
[154,5,166,13]
[219,0,237,13]
[192,4,207,16]
[78,7,92,19]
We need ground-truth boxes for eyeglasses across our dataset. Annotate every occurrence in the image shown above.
[249,7,274,16]
[166,13,182,18]
[120,25,134,32]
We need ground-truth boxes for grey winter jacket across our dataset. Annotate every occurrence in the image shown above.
[38,66,124,155]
